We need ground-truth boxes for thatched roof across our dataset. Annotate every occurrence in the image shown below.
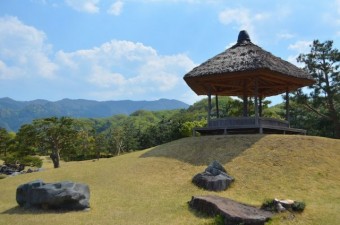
[184,31,315,97]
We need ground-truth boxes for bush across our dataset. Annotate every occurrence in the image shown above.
[261,199,277,212]
[2,155,43,168]
[292,201,306,212]
[20,156,43,168]
[214,214,224,225]
[261,198,306,213]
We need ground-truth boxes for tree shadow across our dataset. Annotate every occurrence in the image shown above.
[140,135,265,166]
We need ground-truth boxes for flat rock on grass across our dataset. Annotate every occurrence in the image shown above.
[189,195,273,225]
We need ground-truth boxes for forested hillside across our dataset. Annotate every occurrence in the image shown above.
[0,98,189,131]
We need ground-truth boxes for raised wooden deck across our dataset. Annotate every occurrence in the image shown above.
[193,117,306,136]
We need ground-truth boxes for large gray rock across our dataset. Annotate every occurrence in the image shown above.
[192,160,234,191]
[16,180,90,210]
[189,195,274,225]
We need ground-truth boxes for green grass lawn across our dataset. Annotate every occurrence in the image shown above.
[0,134,339,225]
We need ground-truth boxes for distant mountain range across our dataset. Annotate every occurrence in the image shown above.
[0,97,189,131]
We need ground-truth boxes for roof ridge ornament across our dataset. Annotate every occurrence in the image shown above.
[237,30,251,44]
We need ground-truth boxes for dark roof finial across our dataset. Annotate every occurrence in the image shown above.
[237,30,251,44]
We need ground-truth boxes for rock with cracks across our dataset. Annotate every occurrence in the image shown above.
[16,180,90,210]
[192,160,234,191]
[189,195,274,225]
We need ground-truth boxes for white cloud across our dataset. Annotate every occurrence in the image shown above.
[218,8,270,39]
[287,40,312,67]
[0,16,58,79]
[107,0,124,16]
[179,91,205,105]
[277,32,295,40]
[56,40,196,100]
[288,40,312,53]
[65,0,100,13]
[0,16,197,101]
[88,66,126,87]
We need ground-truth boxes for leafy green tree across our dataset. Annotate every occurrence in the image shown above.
[179,119,207,137]
[20,117,78,168]
[15,124,41,156]
[0,128,14,157]
[295,40,340,138]
[94,133,109,158]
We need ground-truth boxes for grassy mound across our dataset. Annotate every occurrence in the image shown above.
[0,135,339,225]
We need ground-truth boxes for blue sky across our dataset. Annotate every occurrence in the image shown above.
[0,0,339,105]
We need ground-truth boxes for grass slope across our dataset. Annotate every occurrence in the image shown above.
[0,135,339,225]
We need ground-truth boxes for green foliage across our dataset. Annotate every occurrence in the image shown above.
[14,117,79,168]
[294,39,340,138]
[20,156,43,168]
[0,127,15,157]
[261,198,306,213]
[213,214,224,225]
[179,119,207,137]
[261,199,277,212]
[2,155,42,168]
[292,201,306,212]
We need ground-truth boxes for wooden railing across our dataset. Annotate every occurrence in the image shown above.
[208,117,289,128]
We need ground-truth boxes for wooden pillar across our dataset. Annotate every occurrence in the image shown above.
[243,96,248,117]
[254,78,259,125]
[208,94,212,124]
[259,97,263,117]
[243,81,248,117]
[286,90,290,126]
[215,95,219,118]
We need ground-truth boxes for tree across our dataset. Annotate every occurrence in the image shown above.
[0,128,14,157]
[22,117,78,168]
[296,40,340,138]
[15,124,41,156]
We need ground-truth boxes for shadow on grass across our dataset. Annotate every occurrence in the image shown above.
[140,135,265,166]
[1,206,89,215]
[187,203,216,224]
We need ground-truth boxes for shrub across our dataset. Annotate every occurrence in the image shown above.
[2,155,43,168]
[261,199,277,212]
[261,198,306,213]
[20,156,43,168]
[292,201,306,212]
[214,214,224,225]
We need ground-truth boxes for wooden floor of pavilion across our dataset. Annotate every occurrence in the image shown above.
[193,117,306,136]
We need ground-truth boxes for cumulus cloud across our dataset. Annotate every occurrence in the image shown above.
[65,0,100,13]
[218,8,270,38]
[288,40,312,53]
[277,32,295,40]
[107,0,124,16]
[0,16,196,101]
[0,16,58,79]
[56,40,196,100]
[287,40,312,67]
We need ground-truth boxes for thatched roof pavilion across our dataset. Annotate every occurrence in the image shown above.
[184,30,315,135]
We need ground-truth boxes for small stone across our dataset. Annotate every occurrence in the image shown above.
[276,203,286,212]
